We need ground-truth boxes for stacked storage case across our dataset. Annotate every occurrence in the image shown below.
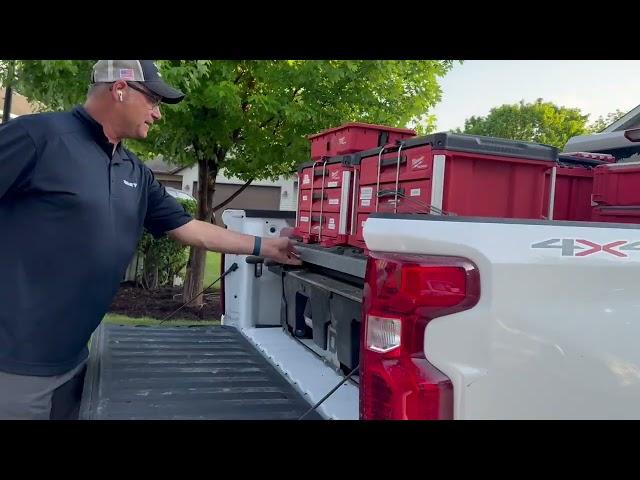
[296,123,416,246]
[295,156,355,246]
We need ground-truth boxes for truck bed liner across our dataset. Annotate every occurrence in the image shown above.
[79,323,321,420]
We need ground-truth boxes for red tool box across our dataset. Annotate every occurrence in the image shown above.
[348,133,558,248]
[308,123,415,161]
[294,156,356,246]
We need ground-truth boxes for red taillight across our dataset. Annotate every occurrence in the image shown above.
[401,265,467,307]
[360,254,480,420]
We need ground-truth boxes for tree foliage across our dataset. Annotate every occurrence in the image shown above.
[457,98,590,149]
[11,59,456,304]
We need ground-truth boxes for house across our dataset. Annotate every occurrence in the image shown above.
[0,88,37,119]
[146,157,298,225]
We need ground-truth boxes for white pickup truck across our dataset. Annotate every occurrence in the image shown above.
[80,128,640,421]
[218,209,640,420]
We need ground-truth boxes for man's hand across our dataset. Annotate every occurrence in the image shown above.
[169,220,303,266]
[261,237,302,265]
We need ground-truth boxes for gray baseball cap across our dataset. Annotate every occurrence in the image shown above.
[91,60,185,104]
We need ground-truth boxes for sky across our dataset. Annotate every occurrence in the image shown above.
[430,60,640,132]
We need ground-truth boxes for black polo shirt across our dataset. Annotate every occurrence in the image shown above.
[0,106,193,376]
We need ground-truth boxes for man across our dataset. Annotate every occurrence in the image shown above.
[0,60,301,420]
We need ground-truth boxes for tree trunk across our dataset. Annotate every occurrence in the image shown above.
[2,61,15,124]
[182,157,218,307]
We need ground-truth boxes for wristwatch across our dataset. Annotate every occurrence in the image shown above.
[252,236,262,256]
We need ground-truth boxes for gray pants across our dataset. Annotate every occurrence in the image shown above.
[0,362,87,420]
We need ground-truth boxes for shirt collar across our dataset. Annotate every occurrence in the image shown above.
[72,105,131,161]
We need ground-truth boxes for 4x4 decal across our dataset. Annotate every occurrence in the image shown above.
[531,239,640,258]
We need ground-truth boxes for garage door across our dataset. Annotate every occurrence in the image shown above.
[160,180,183,190]
[212,184,281,226]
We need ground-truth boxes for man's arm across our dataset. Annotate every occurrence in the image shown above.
[168,219,302,265]
[141,165,301,266]
[0,120,37,201]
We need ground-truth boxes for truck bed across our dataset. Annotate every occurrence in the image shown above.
[79,323,322,420]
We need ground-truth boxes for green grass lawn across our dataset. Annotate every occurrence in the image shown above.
[177,251,221,289]
[103,313,219,327]
[203,251,222,288]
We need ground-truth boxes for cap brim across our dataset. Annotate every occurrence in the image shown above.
[144,80,185,104]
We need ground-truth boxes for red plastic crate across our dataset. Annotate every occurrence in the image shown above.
[592,205,640,224]
[543,165,595,221]
[359,145,432,186]
[308,123,415,160]
[298,186,344,213]
[299,161,351,190]
[439,151,552,218]
[592,163,640,206]
[357,144,555,217]
[296,211,340,239]
[357,180,432,214]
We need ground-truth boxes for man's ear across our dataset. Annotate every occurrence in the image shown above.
[111,80,127,103]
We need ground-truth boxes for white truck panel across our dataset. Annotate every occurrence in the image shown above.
[364,216,640,419]
[221,209,292,330]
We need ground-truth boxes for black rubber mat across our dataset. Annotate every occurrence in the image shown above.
[79,323,321,420]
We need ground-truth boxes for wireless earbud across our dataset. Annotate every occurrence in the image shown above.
[118,91,123,102]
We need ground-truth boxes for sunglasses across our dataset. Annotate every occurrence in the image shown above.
[126,82,163,108]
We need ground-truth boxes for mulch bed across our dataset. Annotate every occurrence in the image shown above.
[108,283,222,321]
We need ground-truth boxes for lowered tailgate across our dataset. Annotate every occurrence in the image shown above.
[80,323,321,420]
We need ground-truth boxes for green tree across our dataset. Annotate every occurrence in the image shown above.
[588,109,626,133]
[456,98,590,149]
[13,60,93,112]
[12,59,455,304]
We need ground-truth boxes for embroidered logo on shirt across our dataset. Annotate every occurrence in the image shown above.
[123,180,138,188]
